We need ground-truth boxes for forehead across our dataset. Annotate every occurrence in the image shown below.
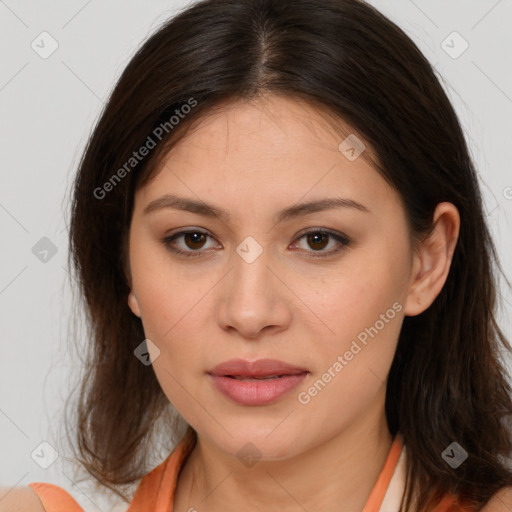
[134,94,399,219]
[161,94,375,165]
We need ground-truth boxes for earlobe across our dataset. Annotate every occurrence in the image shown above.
[128,290,142,318]
[403,202,460,317]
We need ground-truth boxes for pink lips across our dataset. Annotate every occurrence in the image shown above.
[207,358,309,406]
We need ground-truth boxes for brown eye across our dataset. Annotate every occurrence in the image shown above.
[292,229,350,259]
[306,232,330,251]
[182,232,208,250]
[162,229,217,258]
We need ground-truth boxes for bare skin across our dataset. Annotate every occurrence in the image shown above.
[125,93,460,512]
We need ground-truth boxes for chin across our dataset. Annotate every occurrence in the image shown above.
[209,426,305,462]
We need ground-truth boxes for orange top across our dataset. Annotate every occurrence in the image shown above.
[28,431,473,512]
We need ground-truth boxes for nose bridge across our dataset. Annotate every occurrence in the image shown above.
[216,233,290,336]
[231,234,272,299]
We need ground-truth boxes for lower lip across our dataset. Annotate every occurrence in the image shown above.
[208,372,308,405]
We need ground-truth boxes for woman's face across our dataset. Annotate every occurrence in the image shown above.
[127,94,417,459]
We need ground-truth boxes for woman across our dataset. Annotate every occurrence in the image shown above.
[4,0,512,510]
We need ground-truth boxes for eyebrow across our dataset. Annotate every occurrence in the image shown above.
[143,193,370,223]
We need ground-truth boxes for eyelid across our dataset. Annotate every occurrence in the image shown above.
[289,228,350,259]
[163,228,219,256]
[293,227,350,244]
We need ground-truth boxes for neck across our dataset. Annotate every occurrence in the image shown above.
[174,386,393,512]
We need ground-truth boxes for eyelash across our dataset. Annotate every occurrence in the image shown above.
[161,229,350,259]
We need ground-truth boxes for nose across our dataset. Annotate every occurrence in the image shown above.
[216,242,292,340]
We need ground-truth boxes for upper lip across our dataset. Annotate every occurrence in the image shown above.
[208,358,308,377]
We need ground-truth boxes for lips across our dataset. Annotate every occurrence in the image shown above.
[207,359,309,405]
[208,358,308,379]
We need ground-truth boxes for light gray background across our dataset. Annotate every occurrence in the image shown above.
[1,1,511,511]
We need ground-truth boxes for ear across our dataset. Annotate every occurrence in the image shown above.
[403,202,460,316]
[122,240,141,318]
[128,290,142,318]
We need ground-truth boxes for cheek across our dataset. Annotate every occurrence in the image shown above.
[133,274,205,350]
[129,235,183,342]
[295,263,404,426]
[130,263,207,409]
[304,247,407,344]
[296,242,408,403]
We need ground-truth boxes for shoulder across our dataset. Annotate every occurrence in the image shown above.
[479,487,512,512]
[0,485,46,512]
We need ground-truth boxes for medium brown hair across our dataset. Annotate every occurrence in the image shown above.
[65,0,512,509]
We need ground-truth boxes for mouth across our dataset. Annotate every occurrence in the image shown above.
[208,358,308,379]
[207,359,309,405]
[223,373,305,380]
